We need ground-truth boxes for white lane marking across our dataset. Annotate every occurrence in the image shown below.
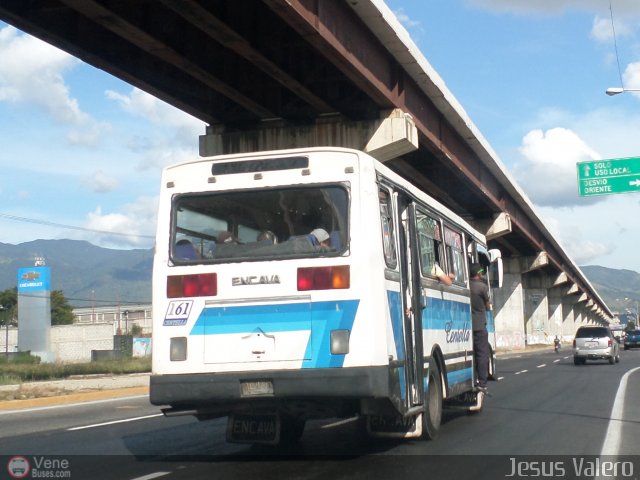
[67,413,163,431]
[600,366,640,456]
[537,364,546,368]
[497,376,505,381]
[553,359,561,363]
[321,416,359,429]
[0,395,149,416]
[515,370,528,375]
[131,473,171,480]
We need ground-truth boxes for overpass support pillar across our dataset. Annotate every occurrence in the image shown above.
[548,289,564,342]
[574,302,585,327]
[523,287,549,346]
[492,257,525,350]
[561,296,577,340]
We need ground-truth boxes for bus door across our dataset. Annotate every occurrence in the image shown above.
[397,195,425,411]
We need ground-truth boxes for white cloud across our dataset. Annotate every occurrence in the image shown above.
[83,197,158,248]
[105,87,203,170]
[66,121,111,146]
[526,107,640,161]
[543,213,612,265]
[85,170,119,193]
[589,15,635,43]
[105,87,203,144]
[0,26,107,146]
[392,8,422,29]
[536,193,640,269]
[622,61,640,91]
[513,127,600,207]
[0,26,80,121]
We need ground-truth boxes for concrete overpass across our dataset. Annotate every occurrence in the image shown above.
[0,0,612,347]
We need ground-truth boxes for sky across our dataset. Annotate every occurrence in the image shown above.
[1,1,640,273]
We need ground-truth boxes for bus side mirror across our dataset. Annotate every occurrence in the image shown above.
[488,249,501,263]
[487,249,503,289]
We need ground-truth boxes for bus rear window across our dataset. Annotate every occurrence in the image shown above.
[171,186,349,262]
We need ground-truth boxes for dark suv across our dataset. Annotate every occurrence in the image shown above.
[573,326,620,365]
[624,330,640,350]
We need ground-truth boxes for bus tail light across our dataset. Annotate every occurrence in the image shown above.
[297,266,350,291]
[167,273,217,298]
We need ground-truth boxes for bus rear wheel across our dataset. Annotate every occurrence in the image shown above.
[422,362,443,440]
[279,415,306,445]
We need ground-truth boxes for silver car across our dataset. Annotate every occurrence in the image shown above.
[573,326,620,365]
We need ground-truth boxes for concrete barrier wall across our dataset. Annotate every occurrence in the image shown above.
[1,321,151,363]
[51,323,115,363]
[0,326,18,355]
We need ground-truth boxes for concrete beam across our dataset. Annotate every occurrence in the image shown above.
[567,284,580,295]
[199,108,419,162]
[522,252,549,273]
[471,212,512,240]
[527,271,572,290]
[364,109,419,162]
[552,272,569,287]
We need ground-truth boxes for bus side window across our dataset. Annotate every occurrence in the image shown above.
[378,188,397,268]
[416,211,446,280]
[444,226,465,284]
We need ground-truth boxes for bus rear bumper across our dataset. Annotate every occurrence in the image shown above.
[150,366,390,409]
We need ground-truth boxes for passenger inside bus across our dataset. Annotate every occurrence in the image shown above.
[308,228,331,249]
[217,231,239,244]
[257,230,278,244]
[175,239,199,260]
[431,262,454,286]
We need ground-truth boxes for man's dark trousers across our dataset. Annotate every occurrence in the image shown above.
[473,329,489,388]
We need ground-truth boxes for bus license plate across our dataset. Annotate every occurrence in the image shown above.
[227,413,279,444]
[240,380,274,397]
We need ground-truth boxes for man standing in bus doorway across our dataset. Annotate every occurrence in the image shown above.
[470,263,490,393]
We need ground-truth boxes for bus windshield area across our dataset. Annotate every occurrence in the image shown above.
[171,185,349,262]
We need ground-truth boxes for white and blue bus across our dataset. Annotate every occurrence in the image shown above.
[150,147,502,444]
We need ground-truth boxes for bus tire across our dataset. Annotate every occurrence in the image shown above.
[279,415,306,445]
[422,361,443,441]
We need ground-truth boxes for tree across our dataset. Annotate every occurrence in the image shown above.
[51,290,74,325]
[0,288,74,326]
[0,288,17,326]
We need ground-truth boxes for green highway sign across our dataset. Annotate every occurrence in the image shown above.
[577,156,640,196]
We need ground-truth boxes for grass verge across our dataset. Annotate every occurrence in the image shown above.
[0,356,151,385]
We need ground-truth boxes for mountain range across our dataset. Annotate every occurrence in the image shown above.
[0,240,152,307]
[0,240,639,313]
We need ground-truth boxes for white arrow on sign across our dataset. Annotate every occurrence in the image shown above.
[583,165,591,177]
[629,179,640,187]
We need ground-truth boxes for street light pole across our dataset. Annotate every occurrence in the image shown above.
[0,306,7,358]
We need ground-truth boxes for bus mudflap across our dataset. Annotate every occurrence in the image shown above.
[226,413,280,445]
[366,414,423,439]
[445,391,484,412]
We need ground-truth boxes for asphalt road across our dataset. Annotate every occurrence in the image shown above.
[1,348,639,480]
